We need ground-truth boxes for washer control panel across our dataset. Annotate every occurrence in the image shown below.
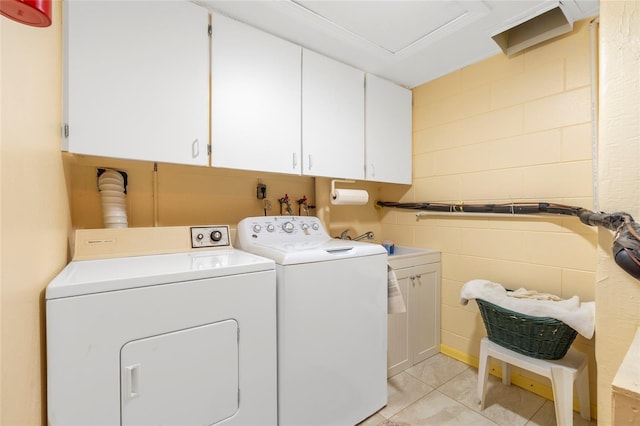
[190,225,231,249]
[237,216,327,244]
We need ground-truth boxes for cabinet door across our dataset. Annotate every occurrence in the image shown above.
[302,49,364,179]
[387,268,411,377]
[63,0,209,165]
[365,74,412,184]
[211,13,302,175]
[411,263,441,364]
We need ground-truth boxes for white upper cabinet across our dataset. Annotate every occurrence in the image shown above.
[302,49,365,179]
[211,13,302,175]
[365,75,412,184]
[63,0,209,166]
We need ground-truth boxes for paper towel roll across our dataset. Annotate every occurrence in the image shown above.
[331,189,369,205]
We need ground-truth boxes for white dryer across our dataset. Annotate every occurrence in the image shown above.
[236,216,388,426]
[46,225,277,426]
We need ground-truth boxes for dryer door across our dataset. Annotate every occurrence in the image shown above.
[121,320,239,425]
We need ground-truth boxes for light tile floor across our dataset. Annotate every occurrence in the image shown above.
[358,353,597,426]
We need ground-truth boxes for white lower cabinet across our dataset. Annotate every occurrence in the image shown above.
[387,249,441,377]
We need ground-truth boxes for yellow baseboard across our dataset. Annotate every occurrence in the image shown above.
[439,344,597,420]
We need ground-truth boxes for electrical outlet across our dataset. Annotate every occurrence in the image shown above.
[257,183,267,199]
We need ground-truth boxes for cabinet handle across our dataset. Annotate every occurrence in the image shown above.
[308,154,313,170]
[191,139,199,158]
[370,163,375,178]
[292,153,297,169]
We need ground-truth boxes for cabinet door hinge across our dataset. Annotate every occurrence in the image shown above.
[63,124,69,138]
[208,24,212,37]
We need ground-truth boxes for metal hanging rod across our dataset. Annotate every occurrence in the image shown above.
[376,201,585,217]
[413,211,574,220]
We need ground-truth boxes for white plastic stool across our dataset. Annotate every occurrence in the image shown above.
[477,337,590,426]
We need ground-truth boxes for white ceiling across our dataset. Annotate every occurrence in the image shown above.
[198,0,599,88]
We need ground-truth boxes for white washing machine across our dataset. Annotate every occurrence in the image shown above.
[236,216,388,426]
[46,225,277,426]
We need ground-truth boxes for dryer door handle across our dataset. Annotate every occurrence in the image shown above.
[124,363,142,400]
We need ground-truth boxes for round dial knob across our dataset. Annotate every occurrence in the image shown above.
[210,230,222,242]
[196,233,204,241]
[282,221,295,233]
[266,224,275,232]
[311,223,319,230]
[301,223,309,231]
[252,224,262,233]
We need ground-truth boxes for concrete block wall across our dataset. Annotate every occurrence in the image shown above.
[379,18,598,413]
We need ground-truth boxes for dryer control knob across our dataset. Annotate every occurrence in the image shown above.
[267,224,275,232]
[282,221,295,233]
[252,224,262,233]
[196,233,204,241]
[210,230,222,242]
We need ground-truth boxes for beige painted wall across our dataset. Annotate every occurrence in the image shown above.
[1,1,71,424]
[597,1,640,423]
[380,19,599,412]
[67,157,382,243]
[68,155,315,230]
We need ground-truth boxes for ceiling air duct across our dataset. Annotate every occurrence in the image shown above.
[491,2,574,55]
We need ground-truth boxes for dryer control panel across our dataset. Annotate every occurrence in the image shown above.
[190,225,231,249]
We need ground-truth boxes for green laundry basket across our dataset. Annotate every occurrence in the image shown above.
[476,298,578,360]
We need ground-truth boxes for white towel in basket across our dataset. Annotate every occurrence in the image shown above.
[460,279,595,339]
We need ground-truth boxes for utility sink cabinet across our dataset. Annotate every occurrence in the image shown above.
[387,247,441,377]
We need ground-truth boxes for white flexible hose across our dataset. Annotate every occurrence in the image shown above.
[98,169,128,228]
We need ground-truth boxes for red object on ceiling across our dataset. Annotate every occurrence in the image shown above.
[0,0,52,27]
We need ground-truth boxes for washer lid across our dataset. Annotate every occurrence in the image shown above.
[46,249,275,299]
[250,238,386,265]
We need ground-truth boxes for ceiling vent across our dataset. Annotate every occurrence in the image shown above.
[491,2,574,55]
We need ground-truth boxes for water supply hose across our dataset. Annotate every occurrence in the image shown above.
[376,201,640,281]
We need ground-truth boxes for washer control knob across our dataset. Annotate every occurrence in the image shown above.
[252,224,262,233]
[196,233,204,241]
[210,230,222,242]
[282,221,295,233]
[312,223,319,230]
[266,224,275,232]
[301,223,309,231]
